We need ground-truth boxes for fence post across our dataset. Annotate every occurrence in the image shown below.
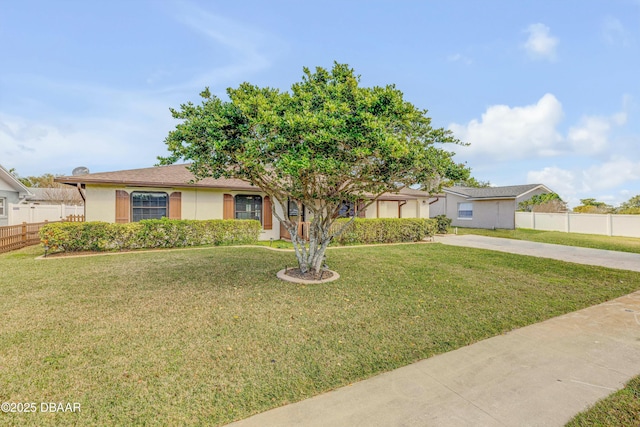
[21,222,27,246]
[531,211,535,230]
[607,214,612,236]
[565,212,570,233]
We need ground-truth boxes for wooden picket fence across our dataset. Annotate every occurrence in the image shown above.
[0,215,85,254]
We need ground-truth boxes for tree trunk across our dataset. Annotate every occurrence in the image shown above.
[287,217,331,275]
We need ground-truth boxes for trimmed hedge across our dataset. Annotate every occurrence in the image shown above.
[331,218,437,245]
[39,219,261,252]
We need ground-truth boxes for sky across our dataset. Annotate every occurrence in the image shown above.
[1,0,639,208]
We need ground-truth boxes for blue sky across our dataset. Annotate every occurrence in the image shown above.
[1,0,639,207]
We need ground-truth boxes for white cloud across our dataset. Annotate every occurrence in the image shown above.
[522,23,558,60]
[602,16,632,46]
[449,93,564,160]
[583,158,640,191]
[450,94,630,162]
[527,158,640,207]
[567,111,627,155]
[0,112,171,176]
[527,166,579,201]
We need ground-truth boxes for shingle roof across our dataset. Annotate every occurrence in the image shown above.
[55,164,433,199]
[443,184,550,200]
[56,164,260,191]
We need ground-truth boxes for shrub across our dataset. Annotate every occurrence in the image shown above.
[40,219,261,253]
[434,215,452,234]
[331,218,437,245]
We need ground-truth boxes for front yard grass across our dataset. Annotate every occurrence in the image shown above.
[1,243,639,426]
[456,227,640,254]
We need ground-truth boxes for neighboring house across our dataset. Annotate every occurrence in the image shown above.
[0,164,33,226]
[56,164,433,241]
[25,187,84,206]
[430,184,553,229]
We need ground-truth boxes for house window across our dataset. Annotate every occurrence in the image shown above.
[0,198,5,216]
[288,199,305,221]
[235,195,262,223]
[288,199,301,217]
[458,202,473,219]
[131,192,168,221]
[337,201,355,218]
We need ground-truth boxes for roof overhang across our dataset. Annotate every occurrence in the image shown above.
[55,177,259,192]
[466,196,518,201]
[516,184,553,199]
[0,164,33,198]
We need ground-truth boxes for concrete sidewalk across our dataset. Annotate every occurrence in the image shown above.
[435,234,640,272]
[227,238,640,427]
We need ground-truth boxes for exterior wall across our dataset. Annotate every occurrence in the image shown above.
[400,200,416,218]
[0,174,23,196]
[516,212,640,238]
[375,199,431,218]
[85,186,116,222]
[364,203,377,218]
[428,197,446,217]
[0,190,20,226]
[85,185,281,240]
[398,199,429,219]
[417,198,430,218]
[376,200,399,218]
[445,193,468,227]
[446,193,517,229]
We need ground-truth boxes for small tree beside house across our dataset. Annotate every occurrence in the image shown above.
[160,63,468,276]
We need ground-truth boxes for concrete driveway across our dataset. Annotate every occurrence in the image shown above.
[435,234,640,272]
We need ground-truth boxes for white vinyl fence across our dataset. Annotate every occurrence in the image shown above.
[515,212,640,238]
[8,203,84,226]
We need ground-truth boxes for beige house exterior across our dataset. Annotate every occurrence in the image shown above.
[56,164,432,241]
[430,184,553,229]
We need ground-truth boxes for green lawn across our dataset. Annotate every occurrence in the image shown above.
[566,375,640,426]
[1,243,639,426]
[455,227,640,254]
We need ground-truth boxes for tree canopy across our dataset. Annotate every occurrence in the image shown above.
[518,193,567,213]
[9,170,65,188]
[617,195,640,214]
[159,62,468,274]
[573,198,614,214]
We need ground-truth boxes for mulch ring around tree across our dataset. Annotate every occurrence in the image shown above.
[276,268,340,284]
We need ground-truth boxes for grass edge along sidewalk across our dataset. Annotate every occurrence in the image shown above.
[566,375,640,426]
[1,243,639,426]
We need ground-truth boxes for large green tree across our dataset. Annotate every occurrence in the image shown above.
[159,63,468,274]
